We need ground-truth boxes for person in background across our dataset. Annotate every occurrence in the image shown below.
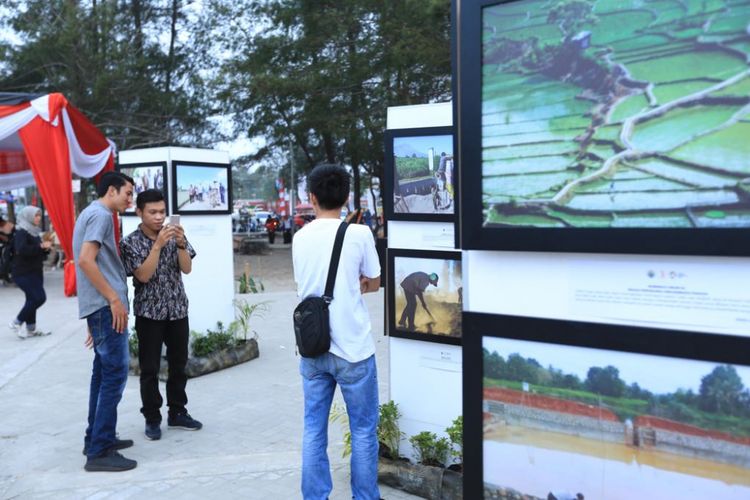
[120,189,202,441]
[282,215,292,244]
[293,164,382,500]
[7,206,52,339]
[73,171,137,472]
[266,215,279,243]
[0,214,14,244]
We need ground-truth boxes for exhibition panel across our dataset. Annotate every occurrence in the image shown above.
[456,0,750,255]
[117,161,168,216]
[462,313,750,499]
[384,126,458,223]
[387,248,463,346]
[171,160,232,215]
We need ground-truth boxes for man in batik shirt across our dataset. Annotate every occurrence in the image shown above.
[120,189,202,441]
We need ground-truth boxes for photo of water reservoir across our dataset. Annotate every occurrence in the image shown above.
[481,0,750,228]
[482,336,750,499]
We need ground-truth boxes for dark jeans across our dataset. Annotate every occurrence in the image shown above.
[136,316,189,423]
[85,306,129,458]
[398,290,417,330]
[13,271,46,325]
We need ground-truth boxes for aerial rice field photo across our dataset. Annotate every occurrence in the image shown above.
[481,0,750,228]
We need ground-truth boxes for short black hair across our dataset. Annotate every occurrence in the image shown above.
[136,189,165,211]
[308,164,349,210]
[97,171,135,197]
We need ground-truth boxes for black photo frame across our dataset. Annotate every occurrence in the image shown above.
[387,248,462,345]
[171,160,232,215]
[455,0,750,256]
[463,313,750,499]
[116,161,168,216]
[384,126,459,223]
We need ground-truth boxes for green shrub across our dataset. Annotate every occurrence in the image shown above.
[445,416,463,464]
[378,400,404,459]
[237,274,264,293]
[409,431,450,467]
[128,329,139,357]
[190,321,236,357]
[233,299,269,341]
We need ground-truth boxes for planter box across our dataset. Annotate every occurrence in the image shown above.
[378,456,462,500]
[129,338,259,380]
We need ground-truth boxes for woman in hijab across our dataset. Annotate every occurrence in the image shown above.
[8,206,52,339]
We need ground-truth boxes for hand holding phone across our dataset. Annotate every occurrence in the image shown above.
[169,214,181,227]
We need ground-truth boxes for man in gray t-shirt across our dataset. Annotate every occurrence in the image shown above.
[73,171,138,472]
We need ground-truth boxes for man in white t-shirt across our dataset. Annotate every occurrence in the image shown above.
[292,164,381,500]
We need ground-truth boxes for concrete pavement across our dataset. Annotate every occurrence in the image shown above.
[0,269,420,499]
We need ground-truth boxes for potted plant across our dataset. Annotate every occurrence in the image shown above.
[376,407,464,500]
[128,299,268,379]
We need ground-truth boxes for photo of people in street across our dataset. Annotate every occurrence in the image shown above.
[174,164,229,212]
[483,336,750,500]
[118,165,165,213]
[393,134,455,215]
[392,253,461,340]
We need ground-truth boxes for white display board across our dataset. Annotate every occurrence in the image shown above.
[120,147,234,334]
[386,103,462,459]
[464,251,750,337]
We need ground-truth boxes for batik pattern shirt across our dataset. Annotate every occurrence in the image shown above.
[120,227,196,320]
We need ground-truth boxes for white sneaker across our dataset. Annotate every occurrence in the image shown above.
[9,321,26,339]
[26,329,51,337]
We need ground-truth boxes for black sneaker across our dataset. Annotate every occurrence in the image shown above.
[82,437,134,456]
[168,412,203,430]
[145,422,162,440]
[84,449,137,472]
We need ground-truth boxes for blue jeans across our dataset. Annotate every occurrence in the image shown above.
[13,272,46,326]
[300,353,380,500]
[84,306,129,458]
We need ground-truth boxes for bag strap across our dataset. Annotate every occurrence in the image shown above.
[323,221,349,302]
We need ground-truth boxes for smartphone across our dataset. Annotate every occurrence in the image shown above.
[169,214,181,226]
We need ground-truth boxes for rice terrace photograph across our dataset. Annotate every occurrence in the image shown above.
[482,336,750,499]
[391,252,462,342]
[393,133,455,215]
[481,0,750,229]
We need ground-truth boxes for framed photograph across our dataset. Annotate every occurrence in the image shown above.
[384,127,458,222]
[387,249,462,345]
[456,0,750,256]
[172,161,232,215]
[116,162,167,215]
[463,313,750,499]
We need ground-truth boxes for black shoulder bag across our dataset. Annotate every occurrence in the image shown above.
[293,221,349,357]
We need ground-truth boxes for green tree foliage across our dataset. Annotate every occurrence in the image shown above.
[699,365,748,416]
[585,365,626,397]
[0,0,214,150]
[211,0,451,211]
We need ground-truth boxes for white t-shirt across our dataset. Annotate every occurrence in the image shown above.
[292,218,381,363]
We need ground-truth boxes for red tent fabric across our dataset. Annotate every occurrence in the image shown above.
[0,93,115,296]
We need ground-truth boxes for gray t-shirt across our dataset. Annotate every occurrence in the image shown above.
[73,200,129,319]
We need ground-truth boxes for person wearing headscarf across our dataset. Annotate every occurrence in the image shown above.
[8,206,52,339]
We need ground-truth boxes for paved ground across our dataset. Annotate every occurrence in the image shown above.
[0,244,419,499]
